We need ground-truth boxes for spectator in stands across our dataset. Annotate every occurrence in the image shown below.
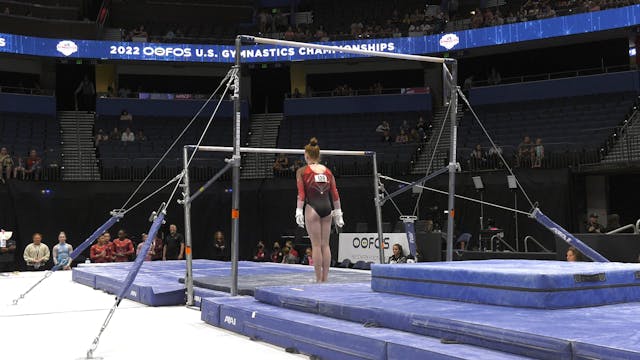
[74,75,95,111]
[119,110,133,126]
[273,153,290,173]
[416,116,427,138]
[585,213,605,233]
[292,158,304,171]
[209,230,228,261]
[132,25,148,41]
[470,144,486,170]
[270,241,283,263]
[0,229,17,272]
[3,6,9,15]
[110,127,120,141]
[164,29,175,42]
[90,233,113,263]
[532,138,544,168]
[24,149,41,180]
[52,231,73,270]
[163,224,184,260]
[136,233,154,261]
[376,121,392,142]
[400,120,410,133]
[253,241,267,262]
[301,247,313,265]
[136,130,147,142]
[517,136,533,168]
[0,147,12,183]
[487,68,502,85]
[463,76,474,96]
[257,10,271,33]
[566,246,584,262]
[281,246,298,264]
[395,129,409,143]
[23,233,50,271]
[284,26,295,40]
[107,85,117,98]
[487,145,504,169]
[285,240,299,259]
[113,229,134,262]
[121,128,135,143]
[388,243,407,264]
[95,129,108,147]
[409,128,420,142]
[118,87,131,98]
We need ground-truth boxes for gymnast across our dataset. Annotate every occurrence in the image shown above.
[295,137,344,282]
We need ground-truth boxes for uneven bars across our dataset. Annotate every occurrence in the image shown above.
[187,145,372,157]
[240,35,450,65]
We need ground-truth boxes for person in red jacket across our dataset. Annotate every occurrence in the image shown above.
[112,229,134,262]
[295,138,344,283]
[90,233,113,263]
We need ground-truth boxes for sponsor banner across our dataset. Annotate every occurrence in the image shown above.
[0,6,639,63]
[338,233,409,264]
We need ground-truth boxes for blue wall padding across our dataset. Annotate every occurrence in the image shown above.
[371,260,640,308]
[469,71,640,105]
[201,296,530,360]
[284,93,432,115]
[96,97,249,117]
[0,93,55,114]
[254,282,640,360]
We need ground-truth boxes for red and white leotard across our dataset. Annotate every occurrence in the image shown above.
[296,165,340,218]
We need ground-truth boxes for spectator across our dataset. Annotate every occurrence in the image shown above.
[136,233,154,261]
[532,138,544,168]
[301,247,313,265]
[12,155,25,179]
[113,229,134,262]
[517,136,532,168]
[52,231,73,270]
[121,128,135,143]
[118,87,131,98]
[388,243,407,264]
[209,230,228,261]
[253,241,268,262]
[163,224,184,260]
[463,75,474,96]
[400,120,410,133]
[23,233,50,271]
[273,153,290,172]
[395,129,409,143]
[151,233,163,261]
[95,129,108,146]
[110,127,121,141]
[285,240,299,259]
[3,6,9,15]
[24,149,41,180]
[90,233,113,263]
[409,128,420,142]
[270,241,283,263]
[487,67,502,85]
[164,29,175,42]
[566,246,584,262]
[119,110,133,126]
[470,144,486,170]
[375,120,390,134]
[106,84,117,98]
[136,130,147,142]
[0,229,17,272]
[281,246,298,264]
[0,147,12,183]
[585,213,605,233]
[74,75,95,111]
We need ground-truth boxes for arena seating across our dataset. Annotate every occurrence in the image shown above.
[278,111,429,176]
[0,112,61,177]
[457,91,637,168]
[0,0,82,20]
[95,115,248,180]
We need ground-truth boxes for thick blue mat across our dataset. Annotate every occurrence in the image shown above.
[201,296,532,360]
[254,282,640,360]
[372,260,640,308]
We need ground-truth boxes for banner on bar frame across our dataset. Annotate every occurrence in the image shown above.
[1,6,639,63]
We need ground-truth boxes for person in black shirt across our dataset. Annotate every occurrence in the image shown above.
[0,232,16,272]
[163,224,184,260]
[209,230,229,261]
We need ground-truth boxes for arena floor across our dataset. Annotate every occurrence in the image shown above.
[0,271,304,360]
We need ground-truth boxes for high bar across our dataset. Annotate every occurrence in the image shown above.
[187,145,373,157]
[239,35,451,65]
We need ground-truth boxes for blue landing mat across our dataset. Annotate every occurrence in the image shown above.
[372,260,640,308]
[254,282,640,360]
[201,296,532,360]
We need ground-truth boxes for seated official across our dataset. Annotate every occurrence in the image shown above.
[566,246,584,262]
[388,243,407,264]
[0,231,17,272]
